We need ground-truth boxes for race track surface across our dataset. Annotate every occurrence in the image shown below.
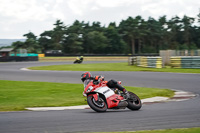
[0,61,200,133]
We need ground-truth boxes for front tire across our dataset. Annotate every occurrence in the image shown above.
[127,92,142,110]
[87,95,107,112]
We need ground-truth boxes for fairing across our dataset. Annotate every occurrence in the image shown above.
[84,81,125,109]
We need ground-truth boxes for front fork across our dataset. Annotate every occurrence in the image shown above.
[88,93,100,102]
[93,93,99,101]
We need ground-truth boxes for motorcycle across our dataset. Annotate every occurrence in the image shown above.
[83,78,142,112]
[74,56,83,64]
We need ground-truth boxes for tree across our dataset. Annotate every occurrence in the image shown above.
[23,32,40,53]
[144,17,163,53]
[181,15,195,47]
[167,16,182,49]
[119,16,147,54]
[91,21,104,32]
[135,16,148,53]
[38,31,54,53]
[86,31,108,54]
[158,15,170,50]
[11,13,200,55]
[104,23,126,54]
[12,41,25,50]
[62,33,83,54]
[51,20,66,50]
[62,20,84,54]
[82,22,92,53]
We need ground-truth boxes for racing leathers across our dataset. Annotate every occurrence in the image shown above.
[82,77,129,97]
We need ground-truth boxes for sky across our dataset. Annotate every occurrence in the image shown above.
[0,0,199,39]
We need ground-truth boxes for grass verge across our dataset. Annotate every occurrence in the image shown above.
[29,62,200,73]
[0,80,174,111]
[93,127,200,133]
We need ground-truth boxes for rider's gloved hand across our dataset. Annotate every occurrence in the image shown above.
[94,76,104,81]
[93,76,104,84]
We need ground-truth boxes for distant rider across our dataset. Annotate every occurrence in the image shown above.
[74,56,84,63]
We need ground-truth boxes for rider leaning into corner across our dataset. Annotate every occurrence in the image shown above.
[81,72,130,98]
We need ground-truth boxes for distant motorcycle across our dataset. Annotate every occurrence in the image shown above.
[74,56,83,64]
[83,78,142,112]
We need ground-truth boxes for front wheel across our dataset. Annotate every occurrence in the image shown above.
[87,95,107,112]
[127,92,142,110]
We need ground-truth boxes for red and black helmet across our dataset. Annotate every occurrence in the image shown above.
[81,72,92,82]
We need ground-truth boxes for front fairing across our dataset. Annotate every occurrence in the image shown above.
[84,81,114,97]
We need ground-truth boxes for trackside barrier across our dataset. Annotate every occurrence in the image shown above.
[10,53,38,56]
[38,54,45,57]
[170,57,181,68]
[128,57,136,65]
[140,57,148,67]
[148,57,162,68]
[0,56,38,62]
[171,56,200,68]
[136,56,162,68]
[13,53,44,57]
[160,49,200,66]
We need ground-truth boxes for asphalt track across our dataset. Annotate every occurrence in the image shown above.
[0,61,200,133]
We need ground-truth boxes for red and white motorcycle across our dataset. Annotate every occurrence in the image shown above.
[83,78,142,112]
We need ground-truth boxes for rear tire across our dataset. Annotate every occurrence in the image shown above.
[127,92,142,110]
[87,95,107,112]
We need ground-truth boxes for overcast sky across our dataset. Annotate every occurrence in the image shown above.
[0,0,199,39]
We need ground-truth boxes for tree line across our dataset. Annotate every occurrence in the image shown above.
[11,14,200,54]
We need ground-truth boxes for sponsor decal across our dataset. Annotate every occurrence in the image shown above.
[103,89,110,94]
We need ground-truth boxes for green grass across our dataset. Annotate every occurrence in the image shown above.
[0,80,174,111]
[29,62,200,73]
[93,127,200,133]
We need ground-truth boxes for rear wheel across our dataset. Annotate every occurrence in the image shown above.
[127,92,142,110]
[87,95,107,112]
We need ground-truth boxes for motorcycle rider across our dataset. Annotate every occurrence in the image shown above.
[74,56,84,63]
[81,72,130,98]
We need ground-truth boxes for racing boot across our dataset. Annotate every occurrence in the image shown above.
[114,82,130,99]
